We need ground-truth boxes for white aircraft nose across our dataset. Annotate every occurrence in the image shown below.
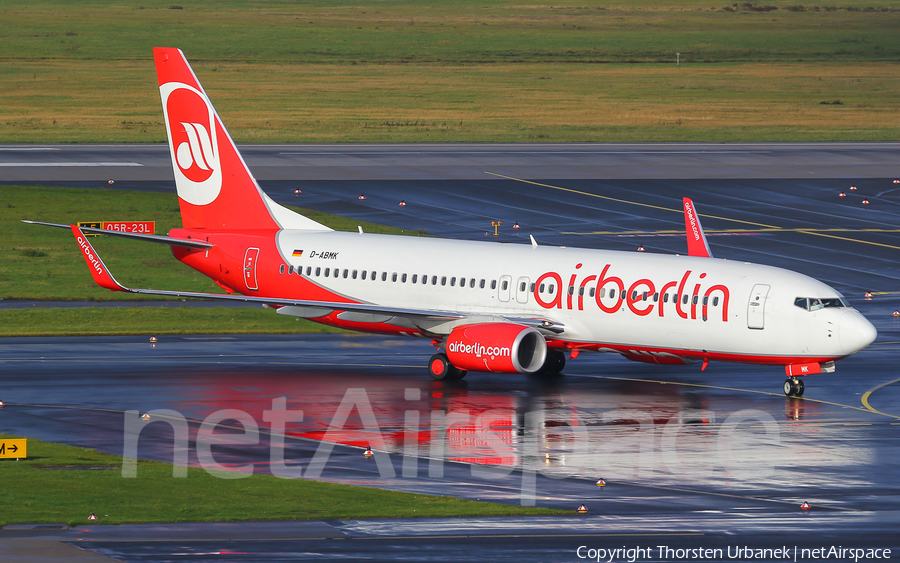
[839,311,877,355]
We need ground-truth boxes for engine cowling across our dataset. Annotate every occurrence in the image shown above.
[445,323,547,374]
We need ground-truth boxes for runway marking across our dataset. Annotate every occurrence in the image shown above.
[0,162,143,167]
[571,373,899,420]
[488,172,900,251]
[72,532,706,543]
[562,227,900,237]
[861,377,900,418]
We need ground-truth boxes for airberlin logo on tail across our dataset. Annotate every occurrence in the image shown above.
[159,82,222,206]
[176,122,216,180]
[684,201,701,243]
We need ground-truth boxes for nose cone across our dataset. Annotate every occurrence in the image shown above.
[839,311,877,355]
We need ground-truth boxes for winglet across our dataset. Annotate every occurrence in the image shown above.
[70,225,128,292]
[682,197,713,258]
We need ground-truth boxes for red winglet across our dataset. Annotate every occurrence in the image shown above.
[70,225,127,292]
[683,197,713,258]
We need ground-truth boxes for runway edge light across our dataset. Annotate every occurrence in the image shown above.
[596,479,606,487]
[88,513,98,520]
[364,446,374,458]
[801,502,811,511]
[141,413,151,421]
[577,504,589,514]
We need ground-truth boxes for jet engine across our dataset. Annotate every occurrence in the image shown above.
[446,323,547,373]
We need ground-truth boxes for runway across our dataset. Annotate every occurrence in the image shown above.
[2,143,900,561]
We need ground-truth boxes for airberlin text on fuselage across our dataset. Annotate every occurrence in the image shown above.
[534,263,731,322]
[77,236,104,275]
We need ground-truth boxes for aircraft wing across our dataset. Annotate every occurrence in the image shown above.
[68,225,566,334]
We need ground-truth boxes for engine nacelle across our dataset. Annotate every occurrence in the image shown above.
[446,323,547,374]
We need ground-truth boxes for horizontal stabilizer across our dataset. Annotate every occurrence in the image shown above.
[24,220,212,249]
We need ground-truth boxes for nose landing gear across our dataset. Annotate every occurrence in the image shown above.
[783,377,805,397]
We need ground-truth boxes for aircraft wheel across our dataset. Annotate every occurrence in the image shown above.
[795,379,805,397]
[450,367,468,380]
[429,353,453,381]
[783,379,795,397]
[538,350,566,376]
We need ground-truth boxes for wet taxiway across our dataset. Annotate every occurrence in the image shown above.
[2,143,900,560]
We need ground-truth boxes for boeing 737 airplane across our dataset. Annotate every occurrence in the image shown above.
[27,48,877,396]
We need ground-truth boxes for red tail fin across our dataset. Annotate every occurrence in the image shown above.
[154,48,328,232]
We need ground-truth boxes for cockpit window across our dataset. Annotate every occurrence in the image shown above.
[795,297,848,311]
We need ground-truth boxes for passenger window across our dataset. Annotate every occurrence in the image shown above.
[549,285,555,294]
[653,292,659,302]
[324,268,330,277]
[343,269,348,278]
[315,267,321,276]
[702,296,708,305]
[501,280,508,291]
[306,267,311,276]
[361,270,367,280]
[713,296,720,306]
[288,265,294,275]
[480,279,485,289]
[432,276,438,285]
[382,272,388,281]
[491,280,497,290]
[590,288,595,298]
[442,276,447,286]
[643,292,648,301]
[451,277,456,286]
[402,273,407,283]
[609,288,615,299]
[682,294,689,305]
[692,295,698,305]
[392,273,398,282]
[460,277,465,286]
[471,279,476,288]
[539,283,545,293]
[521,282,527,292]
[352,270,358,279]
[600,287,606,298]
[531,283,536,292]
[334,269,340,278]
[631,291,637,300]
[279,264,285,274]
[412,274,417,283]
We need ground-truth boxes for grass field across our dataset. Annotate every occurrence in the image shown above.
[1,0,898,143]
[0,434,565,525]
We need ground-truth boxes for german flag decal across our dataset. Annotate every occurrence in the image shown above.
[292,249,303,257]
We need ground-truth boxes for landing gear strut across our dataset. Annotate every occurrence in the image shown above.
[428,353,467,381]
[783,377,805,397]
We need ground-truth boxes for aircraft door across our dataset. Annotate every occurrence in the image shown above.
[498,275,512,302]
[243,247,260,291]
[516,276,530,304]
[747,284,770,329]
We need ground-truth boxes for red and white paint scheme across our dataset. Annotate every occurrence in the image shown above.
[29,48,876,397]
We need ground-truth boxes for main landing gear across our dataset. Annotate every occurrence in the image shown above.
[783,377,805,397]
[428,353,467,381]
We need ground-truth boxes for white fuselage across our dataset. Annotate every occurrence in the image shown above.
[273,230,875,364]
